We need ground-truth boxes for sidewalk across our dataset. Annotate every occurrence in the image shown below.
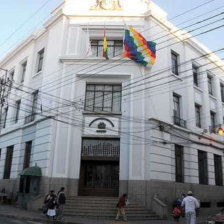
[0,204,208,224]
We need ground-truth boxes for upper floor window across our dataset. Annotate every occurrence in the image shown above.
[15,100,21,123]
[91,40,123,58]
[8,70,14,91]
[21,61,27,83]
[207,74,213,95]
[193,65,199,87]
[173,93,181,119]
[23,141,32,170]
[85,84,121,113]
[171,51,179,76]
[36,49,45,73]
[25,90,38,124]
[210,111,216,133]
[1,107,8,129]
[220,83,224,102]
[195,104,201,128]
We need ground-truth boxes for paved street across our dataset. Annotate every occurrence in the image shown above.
[0,217,44,224]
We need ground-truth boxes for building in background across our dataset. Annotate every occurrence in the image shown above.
[0,0,224,214]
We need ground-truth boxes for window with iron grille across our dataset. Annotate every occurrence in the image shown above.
[220,83,224,102]
[21,61,27,83]
[208,74,213,95]
[171,51,179,75]
[23,141,32,170]
[37,49,44,73]
[91,40,123,58]
[3,146,14,179]
[214,154,223,186]
[15,100,21,123]
[85,84,121,113]
[193,65,199,87]
[195,104,201,128]
[175,145,184,183]
[198,150,208,185]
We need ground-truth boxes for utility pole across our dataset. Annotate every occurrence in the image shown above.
[0,68,8,131]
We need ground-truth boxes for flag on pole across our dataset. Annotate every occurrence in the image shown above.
[103,27,109,59]
[122,27,156,66]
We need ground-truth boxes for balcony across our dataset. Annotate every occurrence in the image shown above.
[24,114,35,124]
[173,116,187,128]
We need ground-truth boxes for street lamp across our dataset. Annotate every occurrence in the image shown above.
[217,125,224,136]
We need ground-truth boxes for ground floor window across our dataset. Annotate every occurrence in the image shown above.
[198,150,208,185]
[214,154,223,186]
[3,146,14,179]
[175,144,184,183]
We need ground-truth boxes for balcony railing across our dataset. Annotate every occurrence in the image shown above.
[24,114,35,124]
[209,126,216,133]
[173,116,187,128]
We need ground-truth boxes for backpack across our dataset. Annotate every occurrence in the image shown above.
[47,195,56,209]
[173,207,182,218]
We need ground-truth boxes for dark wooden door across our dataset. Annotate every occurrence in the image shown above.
[79,160,119,197]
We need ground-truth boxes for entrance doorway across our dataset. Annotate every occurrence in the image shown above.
[79,138,120,197]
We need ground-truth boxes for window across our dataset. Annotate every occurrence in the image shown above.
[195,104,201,128]
[8,70,14,91]
[23,141,32,170]
[220,83,224,102]
[21,61,27,83]
[31,90,38,116]
[208,74,213,95]
[175,145,184,183]
[91,40,123,58]
[85,84,121,113]
[37,49,44,73]
[15,100,21,123]
[1,107,8,129]
[193,65,199,87]
[214,154,223,186]
[210,111,216,133]
[198,150,208,185]
[173,93,186,127]
[171,51,179,75]
[0,148,1,160]
[3,146,14,179]
[173,93,181,119]
[25,90,38,124]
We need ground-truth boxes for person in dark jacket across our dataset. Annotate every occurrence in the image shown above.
[57,187,66,220]
[115,193,128,221]
[46,190,57,219]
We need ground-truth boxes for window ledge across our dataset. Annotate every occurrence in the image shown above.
[83,111,122,116]
[194,86,203,93]
[33,71,42,78]
[209,94,217,101]
[170,73,183,81]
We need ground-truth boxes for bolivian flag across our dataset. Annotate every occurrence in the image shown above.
[103,27,109,59]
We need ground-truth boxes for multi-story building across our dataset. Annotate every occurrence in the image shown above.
[0,0,224,214]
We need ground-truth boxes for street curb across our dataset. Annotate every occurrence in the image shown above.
[0,212,83,224]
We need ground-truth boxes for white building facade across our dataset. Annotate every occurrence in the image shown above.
[0,0,224,212]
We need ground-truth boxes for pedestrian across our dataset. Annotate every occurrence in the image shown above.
[57,187,66,220]
[172,204,182,223]
[115,193,128,222]
[181,191,200,224]
[42,191,51,215]
[46,190,57,220]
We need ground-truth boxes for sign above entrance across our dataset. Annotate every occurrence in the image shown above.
[83,116,119,136]
[90,0,123,10]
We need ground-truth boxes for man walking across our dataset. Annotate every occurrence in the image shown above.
[57,187,66,220]
[181,191,199,224]
[115,193,128,222]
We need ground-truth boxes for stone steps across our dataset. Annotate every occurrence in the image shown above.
[64,196,161,220]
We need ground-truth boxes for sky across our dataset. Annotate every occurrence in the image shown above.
[0,0,223,60]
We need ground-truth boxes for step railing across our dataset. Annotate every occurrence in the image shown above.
[151,194,168,219]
